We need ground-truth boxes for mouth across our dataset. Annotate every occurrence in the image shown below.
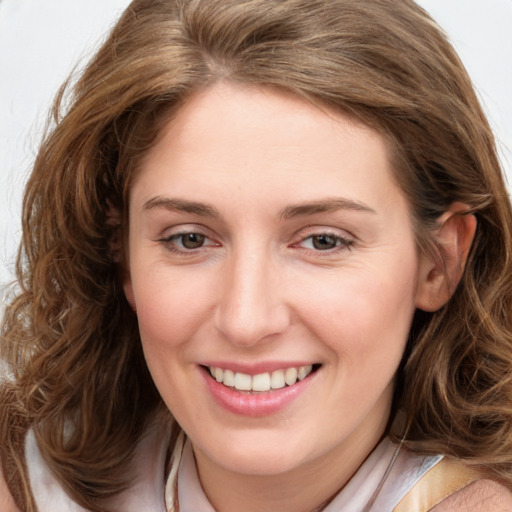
[202,364,322,393]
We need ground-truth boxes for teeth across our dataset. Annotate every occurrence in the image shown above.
[234,372,252,391]
[223,369,235,387]
[298,365,312,381]
[208,365,314,392]
[270,369,285,389]
[252,373,271,392]
[284,367,298,386]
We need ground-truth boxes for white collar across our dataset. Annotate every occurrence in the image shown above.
[175,438,216,511]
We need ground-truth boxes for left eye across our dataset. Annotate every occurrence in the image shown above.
[300,234,352,251]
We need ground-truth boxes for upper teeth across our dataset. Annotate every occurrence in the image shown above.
[208,365,313,392]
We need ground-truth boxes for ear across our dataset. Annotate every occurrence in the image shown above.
[415,203,477,312]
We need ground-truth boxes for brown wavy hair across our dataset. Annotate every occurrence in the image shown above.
[2,0,512,510]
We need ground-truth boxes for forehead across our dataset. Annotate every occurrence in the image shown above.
[131,82,407,221]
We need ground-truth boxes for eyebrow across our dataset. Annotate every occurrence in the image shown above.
[143,197,221,218]
[142,196,376,220]
[280,198,376,219]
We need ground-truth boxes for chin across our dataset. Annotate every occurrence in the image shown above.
[196,431,312,476]
[219,451,305,476]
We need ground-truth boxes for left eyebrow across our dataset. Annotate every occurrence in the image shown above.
[280,198,377,219]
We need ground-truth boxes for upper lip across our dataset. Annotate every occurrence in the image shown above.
[200,361,320,375]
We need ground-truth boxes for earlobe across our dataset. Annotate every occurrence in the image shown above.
[415,203,477,312]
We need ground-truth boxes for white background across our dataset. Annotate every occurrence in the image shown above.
[1,0,511,288]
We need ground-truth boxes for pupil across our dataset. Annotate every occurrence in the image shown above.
[183,233,205,249]
[313,234,336,250]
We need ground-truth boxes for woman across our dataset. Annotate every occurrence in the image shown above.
[2,0,512,510]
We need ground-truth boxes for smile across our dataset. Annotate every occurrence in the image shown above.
[201,363,320,416]
[206,364,317,392]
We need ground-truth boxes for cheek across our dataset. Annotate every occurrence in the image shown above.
[130,269,211,411]
[299,259,418,365]
[131,267,214,353]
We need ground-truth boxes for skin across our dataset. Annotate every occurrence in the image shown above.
[432,480,512,511]
[123,82,475,511]
[0,467,20,512]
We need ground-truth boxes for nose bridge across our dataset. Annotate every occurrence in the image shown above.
[215,244,289,346]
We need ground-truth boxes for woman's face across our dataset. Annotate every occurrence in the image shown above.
[125,82,432,478]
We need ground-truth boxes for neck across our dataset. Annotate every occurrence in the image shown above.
[193,426,387,512]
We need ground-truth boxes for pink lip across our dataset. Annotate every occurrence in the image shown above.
[200,366,317,417]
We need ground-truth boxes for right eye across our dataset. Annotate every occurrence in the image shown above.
[159,231,217,253]
[171,232,207,249]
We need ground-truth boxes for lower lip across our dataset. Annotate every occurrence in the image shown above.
[201,368,315,417]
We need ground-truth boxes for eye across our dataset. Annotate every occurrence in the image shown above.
[159,231,216,252]
[297,233,354,252]
[174,232,207,249]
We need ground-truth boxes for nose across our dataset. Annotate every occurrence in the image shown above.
[214,250,291,347]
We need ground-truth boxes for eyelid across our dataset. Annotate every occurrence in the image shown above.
[292,225,355,241]
[157,223,215,240]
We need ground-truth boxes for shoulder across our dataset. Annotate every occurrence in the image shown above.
[431,479,512,512]
[0,462,22,512]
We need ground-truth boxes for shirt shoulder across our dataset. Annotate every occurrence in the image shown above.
[431,479,512,512]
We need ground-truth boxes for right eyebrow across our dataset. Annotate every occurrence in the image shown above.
[142,197,221,218]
